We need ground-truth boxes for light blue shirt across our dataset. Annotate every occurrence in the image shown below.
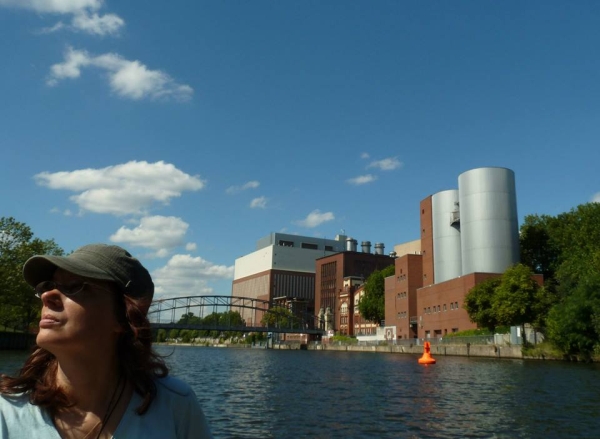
[0,375,212,439]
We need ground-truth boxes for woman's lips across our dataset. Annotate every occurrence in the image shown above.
[39,314,60,328]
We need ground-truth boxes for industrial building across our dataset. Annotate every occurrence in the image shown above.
[233,167,524,341]
[386,167,521,340]
[232,233,348,324]
[314,240,395,335]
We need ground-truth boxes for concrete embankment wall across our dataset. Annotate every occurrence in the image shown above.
[304,343,524,359]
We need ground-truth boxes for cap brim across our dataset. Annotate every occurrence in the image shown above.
[23,255,116,288]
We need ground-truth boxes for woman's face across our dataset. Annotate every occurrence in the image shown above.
[36,268,123,358]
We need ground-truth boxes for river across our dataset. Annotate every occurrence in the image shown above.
[1,347,599,438]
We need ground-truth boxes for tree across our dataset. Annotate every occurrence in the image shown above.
[546,273,600,358]
[464,265,553,339]
[463,277,501,332]
[261,306,297,328]
[357,265,395,324]
[519,214,560,282]
[0,217,64,330]
[156,329,167,342]
[178,312,202,325]
[493,264,541,344]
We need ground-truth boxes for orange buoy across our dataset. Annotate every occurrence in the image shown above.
[418,341,436,364]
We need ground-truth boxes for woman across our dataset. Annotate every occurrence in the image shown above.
[0,244,212,438]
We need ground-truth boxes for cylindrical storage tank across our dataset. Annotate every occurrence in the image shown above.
[432,189,462,283]
[346,238,357,252]
[458,167,519,275]
[374,243,384,255]
[361,241,371,253]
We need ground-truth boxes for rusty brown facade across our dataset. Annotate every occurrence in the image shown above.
[314,251,395,336]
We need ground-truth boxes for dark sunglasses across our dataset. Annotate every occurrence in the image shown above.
[34,280,114,299]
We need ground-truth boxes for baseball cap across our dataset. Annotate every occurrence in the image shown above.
[23,243,154,301]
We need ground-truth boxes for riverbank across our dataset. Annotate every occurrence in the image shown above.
[156,340,589,361]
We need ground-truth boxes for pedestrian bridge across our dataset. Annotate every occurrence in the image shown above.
[148,295,325,335]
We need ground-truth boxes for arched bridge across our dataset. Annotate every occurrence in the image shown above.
[148,295,325,335]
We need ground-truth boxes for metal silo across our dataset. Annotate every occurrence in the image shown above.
[458,167,519,275]
[432,189,462,283]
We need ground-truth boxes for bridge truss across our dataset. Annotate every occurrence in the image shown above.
[148,295,325,335]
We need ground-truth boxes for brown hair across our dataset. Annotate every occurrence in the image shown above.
[0,293,168,415]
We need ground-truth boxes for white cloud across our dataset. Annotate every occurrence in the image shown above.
[47,47,193,101]
[250,196,267,209]
[49,207,73,216]
[367,156,403,171]
[346,174,377,185]
[293,210,335,228]
[226,180,260,194]
[185,242,197,251]
[360,152,370,159]
[34,160,206,216]
[110,216,189,256]
[592,192,600,203]
[0,0,124,36]
[0,0,102,14]
[152,254,234,298]
[71,11,124,35]
[38,21,66,33]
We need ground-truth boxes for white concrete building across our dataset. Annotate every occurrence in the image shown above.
[232,233,348,322]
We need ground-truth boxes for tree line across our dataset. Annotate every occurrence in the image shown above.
[158,307,300,343]
[494,202,600,358]
[2,202,599,357]
[0,217,63,331]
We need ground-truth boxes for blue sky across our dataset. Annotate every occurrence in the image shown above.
[1,1,599,299]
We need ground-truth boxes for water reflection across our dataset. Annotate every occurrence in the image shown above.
[2,347,599,438]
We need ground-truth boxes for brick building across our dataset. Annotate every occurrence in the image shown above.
[315,242,395,335]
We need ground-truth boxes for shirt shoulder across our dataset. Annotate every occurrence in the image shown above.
[114,376,212,439]
[0,393,60,439]
[155,375,195,398]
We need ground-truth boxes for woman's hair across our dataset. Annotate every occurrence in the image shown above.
[0,290,168,415]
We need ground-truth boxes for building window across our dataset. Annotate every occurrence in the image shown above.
[443,304,447,311]
[455,301,459,309]
[325,245,334,251]
[340,303,348,315]
[301,243,318,250]
[279,240,294,247]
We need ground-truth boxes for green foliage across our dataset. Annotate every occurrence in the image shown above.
[463,277,501,332]
[331,334,358,344]
[493,264,540,328]
[545,273,600,358]
[177,311,244,339]
[464,264,546,342]
[261,306,299,328]
[445,328,497,337]
[169,329,179,339]
[156,329,167,342]
[179,329,192,343]
[0,217,64,330]
[178,312,202,325]
[519,203,600,356]
[357,264,395,324]
[519,214,560,280]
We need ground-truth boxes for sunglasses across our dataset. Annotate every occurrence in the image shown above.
[34,280,114,299]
